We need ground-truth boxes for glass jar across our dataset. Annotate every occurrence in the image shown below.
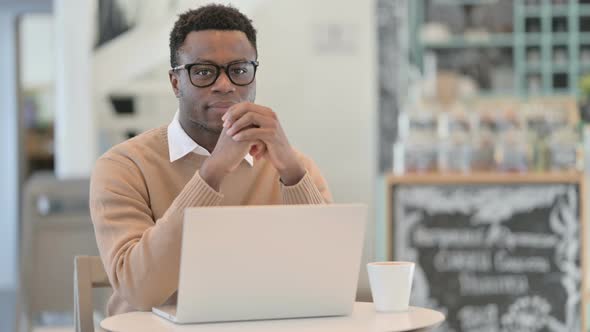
[494,118,531,173]
[547,127,580,171]
[404,112,438,173]
[438,112,472,173]
[470,111,496,171]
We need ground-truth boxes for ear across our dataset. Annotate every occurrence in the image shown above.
[169,70,181,98]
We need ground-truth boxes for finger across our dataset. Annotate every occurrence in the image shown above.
[226,112,274,136]
[223,102,271,121]
[233,128,275,142]
[256,144,267,160]
[250,145,258,155]
[249,141,267,159]
[222,103,252,124]
[223,102,276,126]
[249,139,264,154]
[249,141,266,158]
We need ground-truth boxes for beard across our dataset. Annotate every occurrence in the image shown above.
[192,117,223,135]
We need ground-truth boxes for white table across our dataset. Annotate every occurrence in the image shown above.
[101,302,445,332]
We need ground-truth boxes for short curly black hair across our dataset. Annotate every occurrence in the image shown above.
[169,4,257,68]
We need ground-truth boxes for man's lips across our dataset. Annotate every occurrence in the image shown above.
[208,101,238,108]
[207,102,237,114]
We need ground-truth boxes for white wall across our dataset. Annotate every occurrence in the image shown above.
[249,0,377,299]
[0,12,19,290]
[20,14,54,89]
[54,0,96,178]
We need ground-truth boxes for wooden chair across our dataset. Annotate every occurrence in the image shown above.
[74,256,111,332]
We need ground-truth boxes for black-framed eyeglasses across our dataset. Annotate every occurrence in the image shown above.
[171,60,259,88]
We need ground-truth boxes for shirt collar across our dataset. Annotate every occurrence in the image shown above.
[167,111,254,166]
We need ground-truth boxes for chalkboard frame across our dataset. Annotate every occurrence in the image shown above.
[386,171,587,332]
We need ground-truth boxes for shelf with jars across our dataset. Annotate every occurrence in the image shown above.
[411,0,590,98]
[392,95,583,175]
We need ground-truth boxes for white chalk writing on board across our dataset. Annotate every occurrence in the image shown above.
[458,273,529,296]
[434,250,492,272]
[394,184,580,332]
[412,225,558,249]
[458,304,498,331]
[397,185,568,224]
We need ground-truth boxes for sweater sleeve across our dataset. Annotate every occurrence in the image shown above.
[89,157,222,311]
[281,151,333,204]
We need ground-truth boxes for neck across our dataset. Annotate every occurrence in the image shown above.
[179,118,220,154]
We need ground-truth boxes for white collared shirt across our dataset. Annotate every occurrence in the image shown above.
[167,111,254,166]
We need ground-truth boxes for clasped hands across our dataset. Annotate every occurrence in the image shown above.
[200,102,305,191]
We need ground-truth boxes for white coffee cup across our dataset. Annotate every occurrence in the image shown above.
[367,261,415,312]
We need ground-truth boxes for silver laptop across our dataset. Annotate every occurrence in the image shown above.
[152,204,367,324]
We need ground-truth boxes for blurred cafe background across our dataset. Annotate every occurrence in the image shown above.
[4,0,590,331]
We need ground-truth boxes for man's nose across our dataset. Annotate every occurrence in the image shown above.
[211,70,235,93]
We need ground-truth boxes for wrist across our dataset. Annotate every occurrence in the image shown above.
[199,158,227,192]
[278,158,306,186]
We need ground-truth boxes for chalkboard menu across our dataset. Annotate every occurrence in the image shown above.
[390,175,584,332]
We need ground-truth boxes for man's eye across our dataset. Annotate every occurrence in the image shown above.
[231,67,248,75]
[193,69,213,76]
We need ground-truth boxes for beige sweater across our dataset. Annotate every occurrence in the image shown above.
[89,126,332,316]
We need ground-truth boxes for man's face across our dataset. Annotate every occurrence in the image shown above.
[170,30,257,134]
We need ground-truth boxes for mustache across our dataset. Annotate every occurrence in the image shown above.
[207,101,241,108]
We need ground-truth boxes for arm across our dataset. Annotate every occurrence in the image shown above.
[222,102,332,204]
[89,157,222,310]
[281,150,333,204]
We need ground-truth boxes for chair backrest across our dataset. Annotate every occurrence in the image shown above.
[20,173,101,332]
[74,255,111,332]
